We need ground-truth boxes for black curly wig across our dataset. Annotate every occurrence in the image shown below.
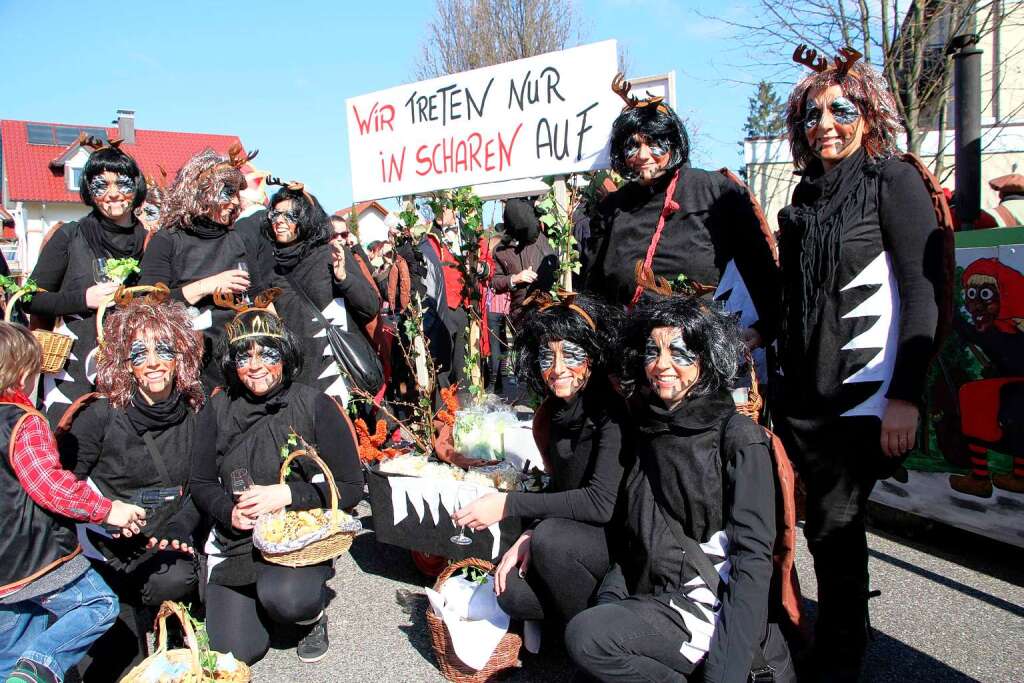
[622,295,741,399]
[218,318,304,396]
[609,104,690,182]
[513,293,620,396]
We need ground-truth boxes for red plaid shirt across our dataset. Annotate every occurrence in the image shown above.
[2,390,110,524]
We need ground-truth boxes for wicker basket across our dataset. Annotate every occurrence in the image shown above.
[120,601,250,683]
[255,449,357,567]
[735,350,763,423]
[426,557,522,683]
[3,289,73,373]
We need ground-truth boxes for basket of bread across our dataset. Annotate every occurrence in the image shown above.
[252,447,362,567]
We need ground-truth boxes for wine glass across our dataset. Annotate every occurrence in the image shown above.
[93,258,111,284]
[234,261,251,305]
[450,484,475,546]
[230,468,254,502]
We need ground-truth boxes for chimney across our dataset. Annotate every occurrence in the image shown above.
[115,109,135,144]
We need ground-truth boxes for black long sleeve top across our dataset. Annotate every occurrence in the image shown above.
[58,392,210,544]
[26,213,144,319]
[778,152,945,418]
[620,390,775,683]
[580,167,780,340]
[504,383,629,524]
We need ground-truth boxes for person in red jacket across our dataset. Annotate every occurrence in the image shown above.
[424,207,470,387]
[0,322,145,683]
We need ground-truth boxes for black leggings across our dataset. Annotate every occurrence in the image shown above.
[79,551,198,682]
[496,517,609,623]
[206,562,332,665]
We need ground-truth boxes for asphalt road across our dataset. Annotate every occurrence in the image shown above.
[249,500,1024,683]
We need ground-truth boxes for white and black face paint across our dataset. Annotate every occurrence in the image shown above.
[644,336,696,367]
[128,339,176,366]
[804,96,860,129]
[216,185,238,204]
[625,138,670,159]
[538,340,589,370]
[140,204,161,221]
[233,346,283,369]
[89,174,137,198]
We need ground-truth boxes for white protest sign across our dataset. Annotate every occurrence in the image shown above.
[346,40,621,201]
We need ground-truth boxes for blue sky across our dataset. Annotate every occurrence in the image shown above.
[1,0,787,213]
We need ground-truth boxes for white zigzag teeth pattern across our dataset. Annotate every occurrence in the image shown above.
[839,252,901,418]
[314,298,350,404]
[670,530,731,664]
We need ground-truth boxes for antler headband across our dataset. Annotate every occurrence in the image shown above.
[611,72,670,115]
[198,142,259,183]
[523,290,596,331]
[793,44,863,75]
[266,176,315,206]
[78,132,125,153]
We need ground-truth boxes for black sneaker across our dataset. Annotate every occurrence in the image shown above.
[297,613,329,663]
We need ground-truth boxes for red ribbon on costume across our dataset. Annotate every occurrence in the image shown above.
[629,169,681,309]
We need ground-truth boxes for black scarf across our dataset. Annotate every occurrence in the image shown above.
[125,391,189,435]
[636,387,735,437]
[221,382,290,454]
[78,210,144,260]
[778,148,877,349]
[273,240,305,273]
[184,216,231,240]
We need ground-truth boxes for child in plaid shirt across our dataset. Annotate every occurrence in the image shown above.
[0,322,146,683]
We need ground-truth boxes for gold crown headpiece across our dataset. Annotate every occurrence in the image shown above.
[218,288,286,344]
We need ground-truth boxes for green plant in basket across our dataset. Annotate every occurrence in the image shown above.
[278,431,300,478]
[183,603,218,679]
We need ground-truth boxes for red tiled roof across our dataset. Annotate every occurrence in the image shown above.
[1,119,243,203]
[333,200,391,219]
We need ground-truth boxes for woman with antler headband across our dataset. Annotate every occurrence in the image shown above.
[134,170,170,232]
[190,300,362,665]
[25,137,149,427]
[262,179,380,405]
[138,145,270,388]
[579,75,780,354]
[776,47,947,680]
[57,287,206,680]
[451,293,629,627]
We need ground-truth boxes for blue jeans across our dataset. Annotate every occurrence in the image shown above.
[0,567,118,682]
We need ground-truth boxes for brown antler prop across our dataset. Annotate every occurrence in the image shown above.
[253,288,282,309]
[793,44,828,73]
[266,177,314,204]
[611,72,639,108]
[834,46,863,75]
[213,291,248,313]
[226,142,258,169]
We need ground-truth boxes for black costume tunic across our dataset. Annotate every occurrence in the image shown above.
[505,382,629,523]
[269,240,380,405]
[776,150,943,428]
[59,392,206,566]
[580,168,779,339]
[190,382,363,586]
[139,220,269,388]
[616,390,776,681]
[25,212,145,426]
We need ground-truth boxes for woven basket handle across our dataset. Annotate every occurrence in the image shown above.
[432,557,496,592]
[151,601,202,675]
[279,449,340,527]
[3,287,46,322]
[96,284,170,342]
